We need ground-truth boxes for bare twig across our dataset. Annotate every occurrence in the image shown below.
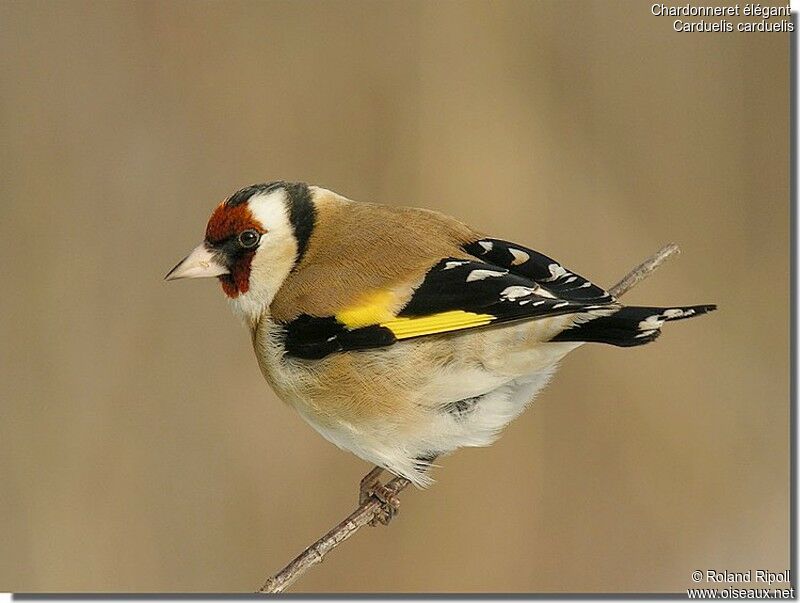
[258,474,411,593]
[608,243,679,298]
[257,243,681,593]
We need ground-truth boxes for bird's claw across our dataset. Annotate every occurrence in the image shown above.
[359,465,384,505]
[359,466,401,526]
[368,483,401,526]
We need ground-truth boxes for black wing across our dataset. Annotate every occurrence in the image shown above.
[280,257,614,360]
[463,238,615,303]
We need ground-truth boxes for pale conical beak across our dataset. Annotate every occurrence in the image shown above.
[164,243,229,281]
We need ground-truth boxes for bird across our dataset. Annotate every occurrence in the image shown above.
[165,181,715,508]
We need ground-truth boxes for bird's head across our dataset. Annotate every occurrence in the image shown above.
[165,181,316,324]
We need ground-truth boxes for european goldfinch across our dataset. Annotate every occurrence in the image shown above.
[166,182,715,488]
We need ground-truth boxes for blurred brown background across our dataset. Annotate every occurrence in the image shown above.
[0,0,789,594]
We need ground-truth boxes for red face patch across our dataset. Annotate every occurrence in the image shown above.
[205,202,266,298]
[206,202,259,243]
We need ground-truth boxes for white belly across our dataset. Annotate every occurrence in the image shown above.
[296,371,560,487]
[255,319,582,486]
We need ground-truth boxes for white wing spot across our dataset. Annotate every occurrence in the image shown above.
[508,248,530,266]
[443,260,468,270]
[532,300,546,306]
[478,241,494,253]
[580,282,592,288]
[546,263,568,280]
[564,276,578,284]
[466,269,506,282]
[500,285,536,301]
[552,301,570,309]
[638,314,665,330]
[663,308,694,319]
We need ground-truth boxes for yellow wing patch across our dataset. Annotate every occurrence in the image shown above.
[381,310,495,339]
[335,290,495,339]
[335,291,397,328]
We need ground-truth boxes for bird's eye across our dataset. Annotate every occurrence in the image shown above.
[238,229,260,248]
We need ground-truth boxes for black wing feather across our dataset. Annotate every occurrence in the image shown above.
[281,257,612,360]
[280,240,713,359]
[399,259,608,322]
[283,315,396,360]
[463,238,614,303]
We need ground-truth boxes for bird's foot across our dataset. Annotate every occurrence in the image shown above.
[358,465,401,526]
[359,465,384,505]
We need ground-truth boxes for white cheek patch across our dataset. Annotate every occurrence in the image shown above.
[227,189,299,326]
[247,190,299,269]
[248,189,293,237]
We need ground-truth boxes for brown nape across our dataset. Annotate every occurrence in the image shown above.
[205,201,265,298]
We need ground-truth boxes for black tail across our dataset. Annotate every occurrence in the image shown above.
[550,304,716,347]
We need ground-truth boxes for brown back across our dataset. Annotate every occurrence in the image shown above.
[270,188,481,322]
